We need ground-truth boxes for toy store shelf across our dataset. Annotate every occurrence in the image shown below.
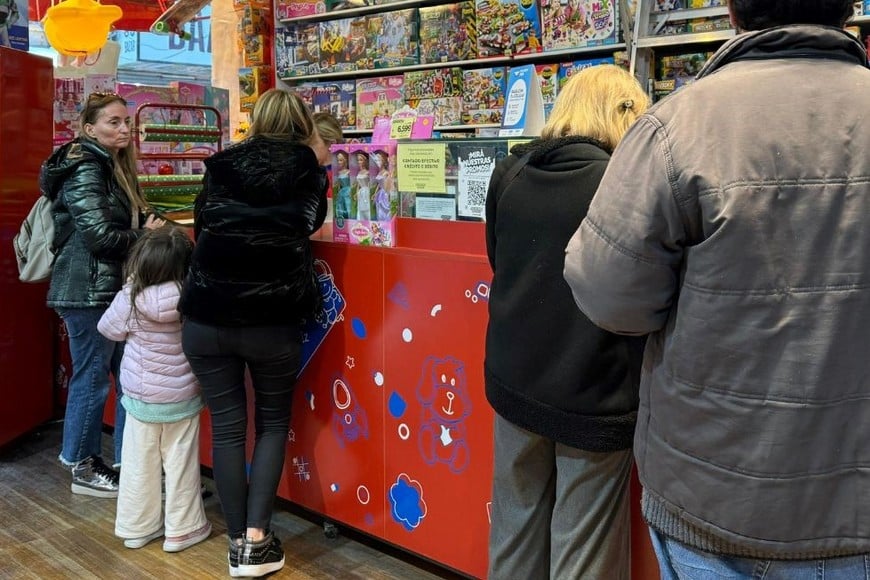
[278,44,627,84]
[636,29,734,49]
[279,0,450,24]
[650,5,729,23]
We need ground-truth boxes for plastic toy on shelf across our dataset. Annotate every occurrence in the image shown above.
[134,103,223,224]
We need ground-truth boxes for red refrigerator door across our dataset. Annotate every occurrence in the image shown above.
[0,48,55,446]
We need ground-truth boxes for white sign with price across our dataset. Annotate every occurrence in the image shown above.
[499,64,545,137]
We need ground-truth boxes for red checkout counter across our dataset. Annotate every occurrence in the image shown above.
[187,218,660,579]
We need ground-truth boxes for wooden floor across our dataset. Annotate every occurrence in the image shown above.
[0,422,464,579]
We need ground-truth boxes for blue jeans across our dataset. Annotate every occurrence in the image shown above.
[650,527,870,579]
[182,320,301,538]
[57,307,126,466]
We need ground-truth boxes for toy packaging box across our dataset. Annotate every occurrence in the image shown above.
[239,66,274,112]
[331,142,398,246]
[367,8,419,69]
[540,0,620,51]
[319,16,369,72]
[652,0,682,10]
[558,56,615,89]
[404,68,464,126]
[535,63,559,119]
[53,77,85,148]
[418,2,477,64]
[654,52,710,101]
[311,81,357,130]
[277,23,321,78]
[461,67,507,125]
[476,0,543,57]
[355,75,406,130]
[276,0,326,19]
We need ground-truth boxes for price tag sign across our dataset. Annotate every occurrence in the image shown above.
[390,117,415,140]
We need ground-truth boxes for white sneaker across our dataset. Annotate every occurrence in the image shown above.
[163,522,212,553]
[123,528,164,549]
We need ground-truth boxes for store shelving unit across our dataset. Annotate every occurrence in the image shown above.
[630,1,735,94]
[274,0,627,134]
[134,103,222,223]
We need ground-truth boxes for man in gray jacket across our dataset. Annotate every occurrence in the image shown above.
[563,0,870,577]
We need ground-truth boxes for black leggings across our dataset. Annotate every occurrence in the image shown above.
[182,320,301,538]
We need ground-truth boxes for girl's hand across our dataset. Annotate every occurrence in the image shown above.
[144,214,166,230]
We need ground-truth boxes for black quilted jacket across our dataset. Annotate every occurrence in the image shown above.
[43,139,144,308]
[179,135,328,327]
[485,137,645,452]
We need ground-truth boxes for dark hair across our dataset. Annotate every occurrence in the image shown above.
[729,0,853,30]
[124,226,194,320]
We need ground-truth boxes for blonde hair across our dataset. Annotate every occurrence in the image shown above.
[81,92,149,212]
[313,112,344,146]
[542,65,650,150]
[249,89,314,142]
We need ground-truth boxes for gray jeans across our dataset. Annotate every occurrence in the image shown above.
[488,414,633,579]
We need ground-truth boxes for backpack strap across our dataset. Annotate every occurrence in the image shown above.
[494,152,532,195]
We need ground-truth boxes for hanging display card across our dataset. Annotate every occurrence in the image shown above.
[499,64,545,137]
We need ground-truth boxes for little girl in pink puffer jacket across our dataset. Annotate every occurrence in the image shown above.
[98,226,211,553]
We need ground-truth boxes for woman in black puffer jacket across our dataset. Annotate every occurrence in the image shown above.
[179,89,327,579]
[44,92,164,497]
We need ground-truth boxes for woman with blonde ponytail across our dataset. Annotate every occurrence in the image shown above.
[484,65,650,579]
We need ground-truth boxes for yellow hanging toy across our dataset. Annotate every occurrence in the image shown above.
[43,0,122,56]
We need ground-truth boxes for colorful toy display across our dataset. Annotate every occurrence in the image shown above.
[404,68,464,127]
[540,0,619,51]
[418,2,477,64]
[355,75,406,130]
[461,67,507,125]
[331,142,398,246]
[476,0,543,57]
[535,63,559,119]
[277,22,321,77]
[653,51,711,101]
[367,8,419,68]
[558,55,615,89]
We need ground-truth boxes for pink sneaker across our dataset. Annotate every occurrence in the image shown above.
[163,522,212,552]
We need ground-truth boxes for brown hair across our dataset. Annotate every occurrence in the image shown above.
[249,89,314,142]
[541,65,650,151]
[81,92,149,212]
[123,226,193,320]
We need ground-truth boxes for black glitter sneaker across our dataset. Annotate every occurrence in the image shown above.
[230,531,285,578]
[228,537,243,574]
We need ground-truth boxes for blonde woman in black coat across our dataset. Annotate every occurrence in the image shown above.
[180,89,327,578]
[484,65,649,579]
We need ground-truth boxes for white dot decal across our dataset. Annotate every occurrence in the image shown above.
[373,372,385,386]
[402,328,413,342]
[398,423,410,440]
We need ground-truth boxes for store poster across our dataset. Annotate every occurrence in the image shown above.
[0,0,27,51]
[456,146,495,220]
[397,142,455,220]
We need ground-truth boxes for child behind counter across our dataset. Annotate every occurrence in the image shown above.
[98,226,211,552]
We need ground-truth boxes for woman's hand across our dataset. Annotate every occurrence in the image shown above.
[144,214,166,230]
